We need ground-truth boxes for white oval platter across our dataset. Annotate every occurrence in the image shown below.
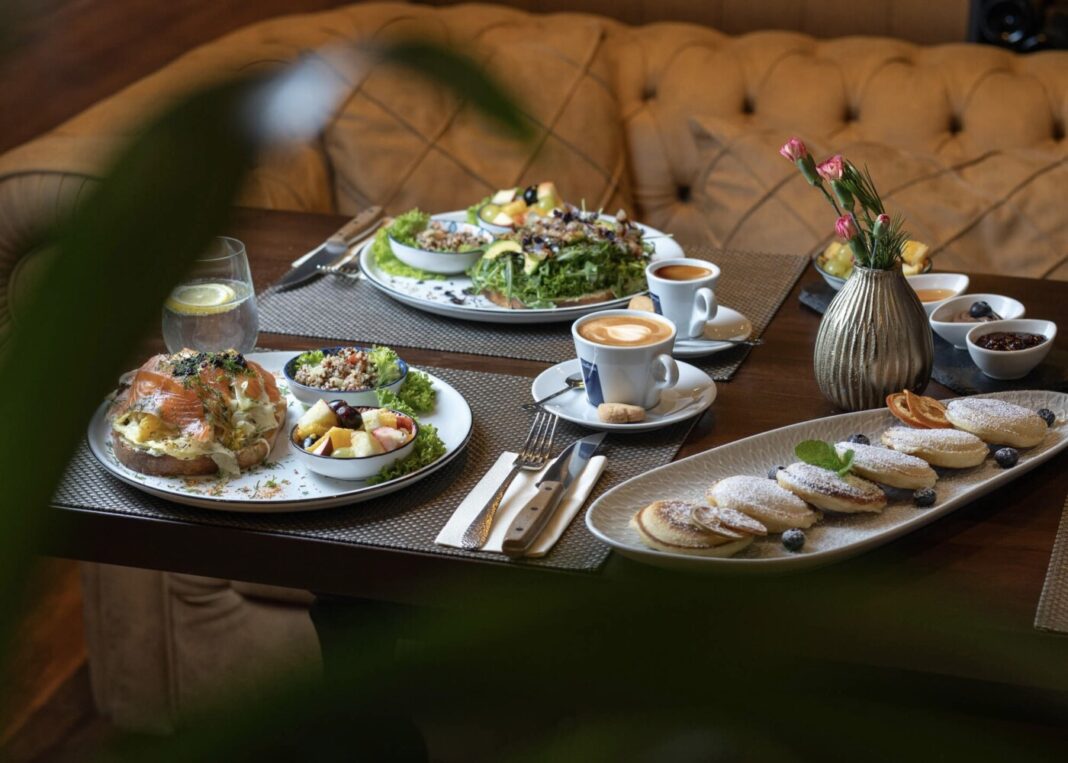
[586,390,1068,573]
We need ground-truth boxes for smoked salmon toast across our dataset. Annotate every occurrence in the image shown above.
[108,350,286,477]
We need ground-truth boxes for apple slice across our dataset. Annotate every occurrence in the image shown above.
[351,431,385,457]
[372,427,410,452]
[310,434,334,456]
[491,188,517,205]
[491,211,515,226]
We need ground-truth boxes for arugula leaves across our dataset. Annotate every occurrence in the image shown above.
[795,440,854,476]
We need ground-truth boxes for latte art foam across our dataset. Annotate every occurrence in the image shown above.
[578,315,672,347]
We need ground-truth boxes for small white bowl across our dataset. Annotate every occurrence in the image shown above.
[289,409,417,481]
[388,221,491,275]
[906,272,969,317]
[930,294,1026,349]
[283,347,408,408]
[966,319,1056,380]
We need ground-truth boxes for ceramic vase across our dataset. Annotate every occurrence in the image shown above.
[813,264,933,411]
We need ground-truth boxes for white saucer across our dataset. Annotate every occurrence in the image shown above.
[673,306,753,358]
[531,359,716,432]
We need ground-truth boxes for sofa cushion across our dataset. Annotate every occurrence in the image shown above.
[325,8,632,217]
[686,115,1068,277]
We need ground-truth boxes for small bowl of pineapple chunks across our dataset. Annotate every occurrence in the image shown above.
[816,240,931,291]
[290,399,417,480]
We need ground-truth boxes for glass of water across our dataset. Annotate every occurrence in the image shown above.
[162,236,259,355]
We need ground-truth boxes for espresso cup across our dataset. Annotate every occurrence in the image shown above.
[645,258,720,338]
[572,310,680,409]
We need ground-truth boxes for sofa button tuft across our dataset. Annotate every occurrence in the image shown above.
[641,85,656,102]
[677,185,692,202]
[949,115,963,135]
[1054,121,1065,141]
[742,96,755,115]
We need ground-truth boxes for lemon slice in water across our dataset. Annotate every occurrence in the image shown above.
[166,283,237,315]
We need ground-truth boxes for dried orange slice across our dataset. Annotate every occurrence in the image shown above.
[903,390,951,428]
[886,392,928,428]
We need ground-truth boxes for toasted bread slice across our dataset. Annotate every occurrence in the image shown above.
[482,288,617,309]
[111,400,285,476]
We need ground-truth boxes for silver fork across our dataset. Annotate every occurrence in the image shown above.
[460,409,558,550]
[315,221,385,279]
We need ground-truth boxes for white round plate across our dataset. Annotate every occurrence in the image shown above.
[531,359,716,432]
[585,390,1068,573]
[672,306,753,358]
[358,211,682,325]
[86,351,473,513]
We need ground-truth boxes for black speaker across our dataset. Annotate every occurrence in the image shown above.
[969,0,1068,50]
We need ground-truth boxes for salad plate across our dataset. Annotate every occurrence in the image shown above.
[585,390,1068,573]
[87,351,473,513]
[673,306,753,359]
[531,359,716,432]
[358,211,683,325]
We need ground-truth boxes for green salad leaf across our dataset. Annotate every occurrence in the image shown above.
[467,196,491,225]
[467,238,648,308]
[368,345,403,386]
[795,440,854,476]
[369,382,445,484]
[370,227,444,280]
[293,350,324,369]
[389,208,430,245]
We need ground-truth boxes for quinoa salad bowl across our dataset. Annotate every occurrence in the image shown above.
[283,346,409,408]
[388,218,491,275]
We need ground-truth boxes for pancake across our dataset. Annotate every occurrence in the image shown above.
[881,426,988,468]
[691,504,768,537]
[835,442,937,489]
[945,398,1047,448]
[630,500,753,558]
[705,475,818,532]
[776,463,886,514]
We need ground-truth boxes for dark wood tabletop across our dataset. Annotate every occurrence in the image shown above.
[42,207,1068,642]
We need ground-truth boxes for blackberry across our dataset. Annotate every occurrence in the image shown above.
[846,433,870,446]
[994,448,1019,468]
[782,529,805,552]
[913,487,936,507]
[1037,408,1055,427]
[768,465,784,480]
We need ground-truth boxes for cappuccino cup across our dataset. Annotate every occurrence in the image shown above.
[572,310,679,409]
[646,258,720,338]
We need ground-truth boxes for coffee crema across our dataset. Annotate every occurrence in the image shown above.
[578,315,673,347]
[653,264,711,281]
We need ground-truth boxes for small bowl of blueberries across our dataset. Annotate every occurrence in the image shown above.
[929,294,1025,349]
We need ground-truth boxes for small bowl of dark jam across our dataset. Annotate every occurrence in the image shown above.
[966,319,1056,380]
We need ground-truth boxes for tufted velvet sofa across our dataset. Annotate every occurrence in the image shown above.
[3,1,1068,733]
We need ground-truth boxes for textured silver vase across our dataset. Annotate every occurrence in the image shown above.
[814,264,933,411]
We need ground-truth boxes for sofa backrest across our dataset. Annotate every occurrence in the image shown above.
[1,1,1066,289]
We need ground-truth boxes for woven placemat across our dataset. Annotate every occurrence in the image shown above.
[257,248,807,381]
[52,366,696,572]
[799,281,1068,396]
[1035,492,1068,634]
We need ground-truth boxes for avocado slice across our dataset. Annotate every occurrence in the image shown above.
[483,240,523,261]
[523,250,547,274]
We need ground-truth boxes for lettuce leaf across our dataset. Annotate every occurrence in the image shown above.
[388,208,430,245]
[369,382,445,484]
[467,196,490,225]
[370,227,444,280]
[369,345,403,386]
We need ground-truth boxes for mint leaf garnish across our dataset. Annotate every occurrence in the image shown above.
[795,439,853,476]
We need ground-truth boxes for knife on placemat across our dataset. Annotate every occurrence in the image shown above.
[274,205,383,291]
[501,433,606,558]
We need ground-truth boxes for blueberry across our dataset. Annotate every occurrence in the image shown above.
[969,300,992,318]
[522,185,538,205]
[846,433,870,446]
[1037,408,1055,427]
[913,487,936,507]
[768,465,784,480]
[782,529,805,552]
[994,447,1019,468]
[302,435,317,450]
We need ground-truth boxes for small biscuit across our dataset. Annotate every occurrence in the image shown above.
[598,403,645,424]
[627,294,655,312]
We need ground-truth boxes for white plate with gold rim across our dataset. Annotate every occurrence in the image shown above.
[586,391,1068,572]
[86,351,472,512]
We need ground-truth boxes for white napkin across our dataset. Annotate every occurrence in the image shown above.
[435,451,607,557]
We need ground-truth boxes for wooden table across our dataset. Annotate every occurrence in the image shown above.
[41,208,1068,689]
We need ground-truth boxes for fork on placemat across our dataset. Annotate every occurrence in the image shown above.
[315,221,385,280]
[460,408,558,550]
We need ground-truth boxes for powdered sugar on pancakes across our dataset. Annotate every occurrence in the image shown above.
[946,398,1047,448]
[835,442,937,489]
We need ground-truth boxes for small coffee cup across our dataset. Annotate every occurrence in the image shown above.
[645,258,720,338]
[572,309,679,409]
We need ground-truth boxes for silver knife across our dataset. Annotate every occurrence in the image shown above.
[274,206,382,291]
[501,433,606,558]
